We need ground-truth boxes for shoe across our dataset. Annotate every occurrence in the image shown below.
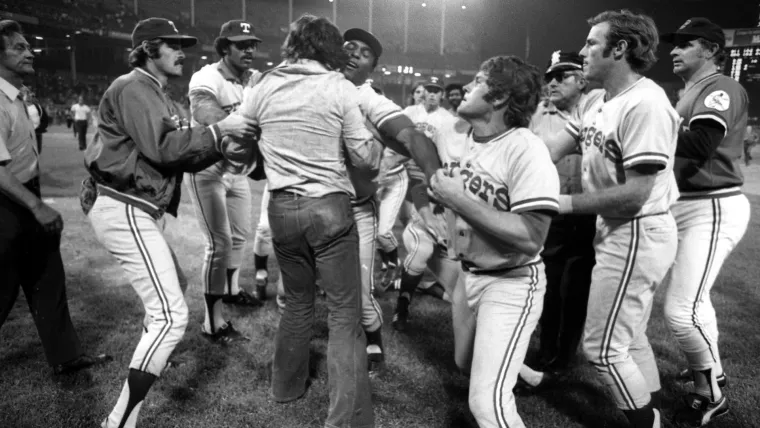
[254,270,268,301]
[222,290,263,307]
[381,261,401,291]
[202,321,250,345]
[53,353,113,375]
[513,371,557,395]
[392,297,410,331]
[418,282,447,300]
[676,369,728,388]
[367,344,384,374]
[673,393,729,427]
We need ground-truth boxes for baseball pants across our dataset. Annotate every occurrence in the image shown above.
[663,195,750,371]
[89,195,189,378]
[584,213,677,411]
[253,182,272,258]
[375,169,409,254]
[352,199,383,332]
[185,165,251,295]
[75,120,88,150]
[402,215,460,294]
[452,264,545,428]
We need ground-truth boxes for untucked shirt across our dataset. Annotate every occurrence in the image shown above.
[239,59,382,198]
[0,78,38,183]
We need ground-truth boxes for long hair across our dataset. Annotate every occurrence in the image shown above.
[588,10,659,73]
[128,39,162,68]
[280,14,348,71]
[696,37,726,67]
[480,55,542,129]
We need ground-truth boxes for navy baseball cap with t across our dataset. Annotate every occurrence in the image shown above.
[131,18,197,49]
[219,20,262,42]
[424,77,444,91]
[660,18,725,48]
[343,28,383,58]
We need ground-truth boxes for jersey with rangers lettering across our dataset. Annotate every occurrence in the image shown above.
[566,79,680,218]
[674,73,749,198]
[348,82,414,202]
[451,128,559,271]
[188,60,259,125]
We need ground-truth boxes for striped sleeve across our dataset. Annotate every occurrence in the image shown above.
[188,66,217,96]
[620,93,679,170]
[360,85,409,137]
[507,134,560,214]
[688,77,748,136]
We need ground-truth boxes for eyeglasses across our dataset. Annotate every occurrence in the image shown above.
[544,71,575,84]
[232,41,259,51]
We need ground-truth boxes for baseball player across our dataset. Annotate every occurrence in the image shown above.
[444,82,464,114]
[184,20,263,345]
[342,27,442,369]
[430,55,559,428]
[661,18,750,425]
[544,10,680,428]
[83,18,259,428]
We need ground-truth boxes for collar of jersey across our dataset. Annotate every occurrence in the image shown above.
[471,127,517,144]
[135,67,163,89]
[0,76,20,101]
[217,59,253,85]
[604,76,646,102]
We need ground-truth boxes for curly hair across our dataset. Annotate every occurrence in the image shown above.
[214,37,231,58]
[128,39,163,68]
[480,55,542,129]
[280,14,347,71]
[588,10,659,73]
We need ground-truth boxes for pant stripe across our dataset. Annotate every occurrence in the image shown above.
[125,205,173,372]
[367,199,383,325]
[403,221,421,272]
[379,170,409,250]
[692,199,721,362]
[189,173,216,294]
[493,265,539,428]
[599,218,640,410]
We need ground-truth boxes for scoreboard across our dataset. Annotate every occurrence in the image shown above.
[725,28,760,124]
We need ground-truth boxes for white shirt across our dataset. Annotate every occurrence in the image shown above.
[71,103,91,121]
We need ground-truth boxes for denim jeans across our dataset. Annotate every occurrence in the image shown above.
[269,191,374,428]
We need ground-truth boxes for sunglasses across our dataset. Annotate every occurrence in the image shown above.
[544,71,576,84]
[232,41,259,51]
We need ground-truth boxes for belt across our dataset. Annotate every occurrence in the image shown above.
[461,259,542,277]
[270,189,306,200]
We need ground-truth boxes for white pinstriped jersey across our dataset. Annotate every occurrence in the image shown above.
[349,83,409,200]
[188,61,259,126]
[451,127,560,271]
[566,79,680,218]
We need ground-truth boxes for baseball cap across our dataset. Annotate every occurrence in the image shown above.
[423,77,444,91]
[343,28,383,58]
[131,18,197,49]
[545,50,583,75]
[219,20,262,42]
[660,18,725,48]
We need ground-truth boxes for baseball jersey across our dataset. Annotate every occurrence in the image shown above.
[674,73,749,198]
[451,127,560,272]
[348,83,412,202]
[530,100,583,194]
[188,60,259,125]
[403,104,458,183]
[565,79,680,218]
[70,103,90,121]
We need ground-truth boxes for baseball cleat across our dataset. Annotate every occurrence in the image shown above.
[673,393,728,427]
[676,369,728,388]
[202,321,250,345]
[222,290,263,307]
[367,344,384,375]
[392,297,410,331]
[53,353,113,375]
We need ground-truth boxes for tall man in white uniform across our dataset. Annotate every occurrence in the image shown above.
[545,10,680,428]
[185,20,264,345]
[661,18,750,426]
[431,55,559,428]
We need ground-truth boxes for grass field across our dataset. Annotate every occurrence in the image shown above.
[1,125,759,428]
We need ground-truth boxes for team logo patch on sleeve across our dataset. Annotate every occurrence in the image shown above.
[704,90,730,112]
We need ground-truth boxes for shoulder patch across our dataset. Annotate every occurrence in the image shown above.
[704,90,730,112]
